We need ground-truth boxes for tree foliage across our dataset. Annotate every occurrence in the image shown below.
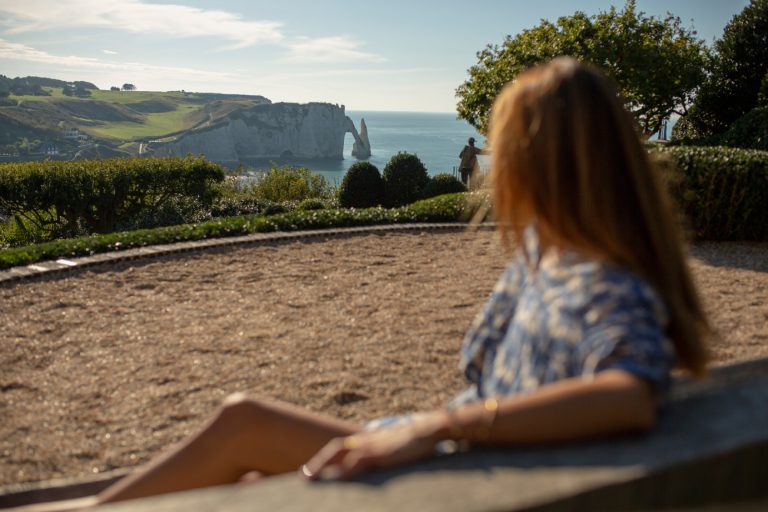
[672,0,768,140]
[248,165,331,203]
[456,0,706,136]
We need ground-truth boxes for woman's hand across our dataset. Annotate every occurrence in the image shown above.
[301,412,447,481]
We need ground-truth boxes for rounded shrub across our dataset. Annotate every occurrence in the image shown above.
[717,107,768,151]
[338,161,384,208]
[296,198,329,211]
[422,173,467,199]
[382,152,429,207]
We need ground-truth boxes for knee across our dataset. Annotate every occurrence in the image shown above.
[218,393,266,423]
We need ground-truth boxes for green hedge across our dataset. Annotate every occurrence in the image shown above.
[0,156,225,238]
[382,152,430,207]
[247,165,332,203]
[651,145,768,240]
[717,106,768,151]
[338,161,384,208]
[422,172,467,199]
[0,192,487,270]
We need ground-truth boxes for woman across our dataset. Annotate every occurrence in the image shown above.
[97,57,710,503]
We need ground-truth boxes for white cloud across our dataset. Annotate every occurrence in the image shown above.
[0,1,386,64]
[284,36,385,63]
[0,38,232,81]
[0,0,284,48]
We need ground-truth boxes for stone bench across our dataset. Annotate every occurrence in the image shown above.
[3,358,768,511]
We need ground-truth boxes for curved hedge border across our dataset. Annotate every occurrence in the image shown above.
[0,193,488,270]
[651,145,768,241]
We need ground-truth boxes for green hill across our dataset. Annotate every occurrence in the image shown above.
[0,78,270,159]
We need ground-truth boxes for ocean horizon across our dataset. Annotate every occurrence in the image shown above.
[237,110,487,185]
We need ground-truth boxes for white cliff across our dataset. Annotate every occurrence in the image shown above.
[152,102,370,162]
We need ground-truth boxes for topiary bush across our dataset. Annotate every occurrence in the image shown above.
[338,161,384,208]
[382,152,429,207]
[422,172,467,199]
[651,145,768,240]
[296,198,330,211]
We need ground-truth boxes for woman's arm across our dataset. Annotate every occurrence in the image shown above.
[303,370,655,480]
[445,369,655,444]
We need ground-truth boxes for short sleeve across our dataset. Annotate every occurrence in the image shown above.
[459,260,524,384]
[578,277,676,396]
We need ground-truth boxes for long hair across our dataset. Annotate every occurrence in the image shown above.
[489,57,710,376]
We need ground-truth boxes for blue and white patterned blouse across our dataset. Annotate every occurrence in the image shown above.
[366,228,675,430]
[450,227,675,407]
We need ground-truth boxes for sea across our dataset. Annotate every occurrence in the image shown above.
[237,110,487,186]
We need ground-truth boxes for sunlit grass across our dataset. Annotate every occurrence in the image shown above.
[89,89,188,104]
[84,103,200,139]
[10,88,191,106]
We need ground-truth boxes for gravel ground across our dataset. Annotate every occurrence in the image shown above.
[1,228,766,486]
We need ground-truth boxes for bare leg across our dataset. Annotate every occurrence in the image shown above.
[97,393,358,504]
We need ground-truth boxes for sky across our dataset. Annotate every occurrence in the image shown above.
[0,0,750,113]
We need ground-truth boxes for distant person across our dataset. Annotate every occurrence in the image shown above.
[458,137,482,186]
[91,57,710,507]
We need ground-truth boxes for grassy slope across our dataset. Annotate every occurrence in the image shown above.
[2,88,267,148]
[85,103,201,139]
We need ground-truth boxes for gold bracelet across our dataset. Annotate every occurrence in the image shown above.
[444,397,499,442]
[476,397,499,441]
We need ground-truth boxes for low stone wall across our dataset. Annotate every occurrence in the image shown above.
[2,358,767,511]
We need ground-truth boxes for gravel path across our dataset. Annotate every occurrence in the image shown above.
[1,229,766,486]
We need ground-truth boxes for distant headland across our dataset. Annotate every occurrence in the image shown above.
[0,75,370,163]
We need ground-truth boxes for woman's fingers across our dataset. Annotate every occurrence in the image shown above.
[302,437,351,480]
[302,428,437,481]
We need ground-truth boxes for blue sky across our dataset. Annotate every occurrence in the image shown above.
[0,0,749,112]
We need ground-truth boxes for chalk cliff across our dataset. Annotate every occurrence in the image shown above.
[151,102,369,162]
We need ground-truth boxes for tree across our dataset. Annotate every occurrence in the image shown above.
[74,86,91,97]
[456,0,706,136]
[110,86,121,92]
[672,0,768,139]
[122,83,136,91]
[62,85,74,96]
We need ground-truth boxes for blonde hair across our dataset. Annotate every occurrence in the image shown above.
[489,57,710,376]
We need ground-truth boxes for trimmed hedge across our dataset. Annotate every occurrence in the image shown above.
[0,192,488,270]
[422,173,467,199]
[651,145,768,240]
[382,152,430,207]
[672,107,768,151]
[717,107,768,151]
[338,161,384,208]
[0,156,225,237]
